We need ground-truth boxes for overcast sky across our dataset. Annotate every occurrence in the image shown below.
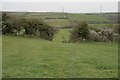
[1,2,119,13]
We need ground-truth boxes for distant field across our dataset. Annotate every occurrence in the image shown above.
[89,24,118,29]
[3,35,118,78]
[6,12,111,27]
[46,19,70,27]
[68,13,109,22]
[89,24,108,28]
[26,12,65,19]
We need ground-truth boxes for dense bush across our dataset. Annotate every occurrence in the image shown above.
[69,21,89,42]
[88,29,101,42]
[88,27,118,42]
[106,24,118,33]
[23,18,57,40]
[69,21,118,42]
[2,13,24,34]
[2,13,56,41]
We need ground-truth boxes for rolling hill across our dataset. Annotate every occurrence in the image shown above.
[4,12,111,27]
[2,35,118,78]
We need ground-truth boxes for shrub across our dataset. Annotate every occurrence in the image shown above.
[23,18,56,41]
[2,13,24,34]
[88,29,101,42]
[88,27,118,42]
[38,23,56,41]
[2,13,56,41]
[113,24,118,33]
[101,28,114,42]
[106,24,118,34]
[2,12,9,21]
[70,21,89,42]
[2,12,9,34]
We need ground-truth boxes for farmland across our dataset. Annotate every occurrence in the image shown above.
[2,12,118,78]
[68,13,109,22]
[6,12,114,27]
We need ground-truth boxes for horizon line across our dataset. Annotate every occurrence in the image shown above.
[1,10,119,14]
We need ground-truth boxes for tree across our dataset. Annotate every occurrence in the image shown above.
[70,21,89,42]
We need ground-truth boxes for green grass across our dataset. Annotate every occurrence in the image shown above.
[25,12,109,22]
[53,29,70,42]
[89,24,118,30]
[26,12,65,19]
[7,12,110,27]
[68,13,109,22]
[2,35,118,78]
[2,12,118,78]
[89,24,109,28]
[46,19,70,27]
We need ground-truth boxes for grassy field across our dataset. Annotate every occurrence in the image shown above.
[2,12,118,78]
[2,35,118,78]
[46,19,70,27]
[7,12,110,27]
[53,29,70,42]
[68,13,109,22]
[24,12,109,22]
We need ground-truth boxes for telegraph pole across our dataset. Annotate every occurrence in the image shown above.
[62,7,64,13]
[100,5,102,16]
